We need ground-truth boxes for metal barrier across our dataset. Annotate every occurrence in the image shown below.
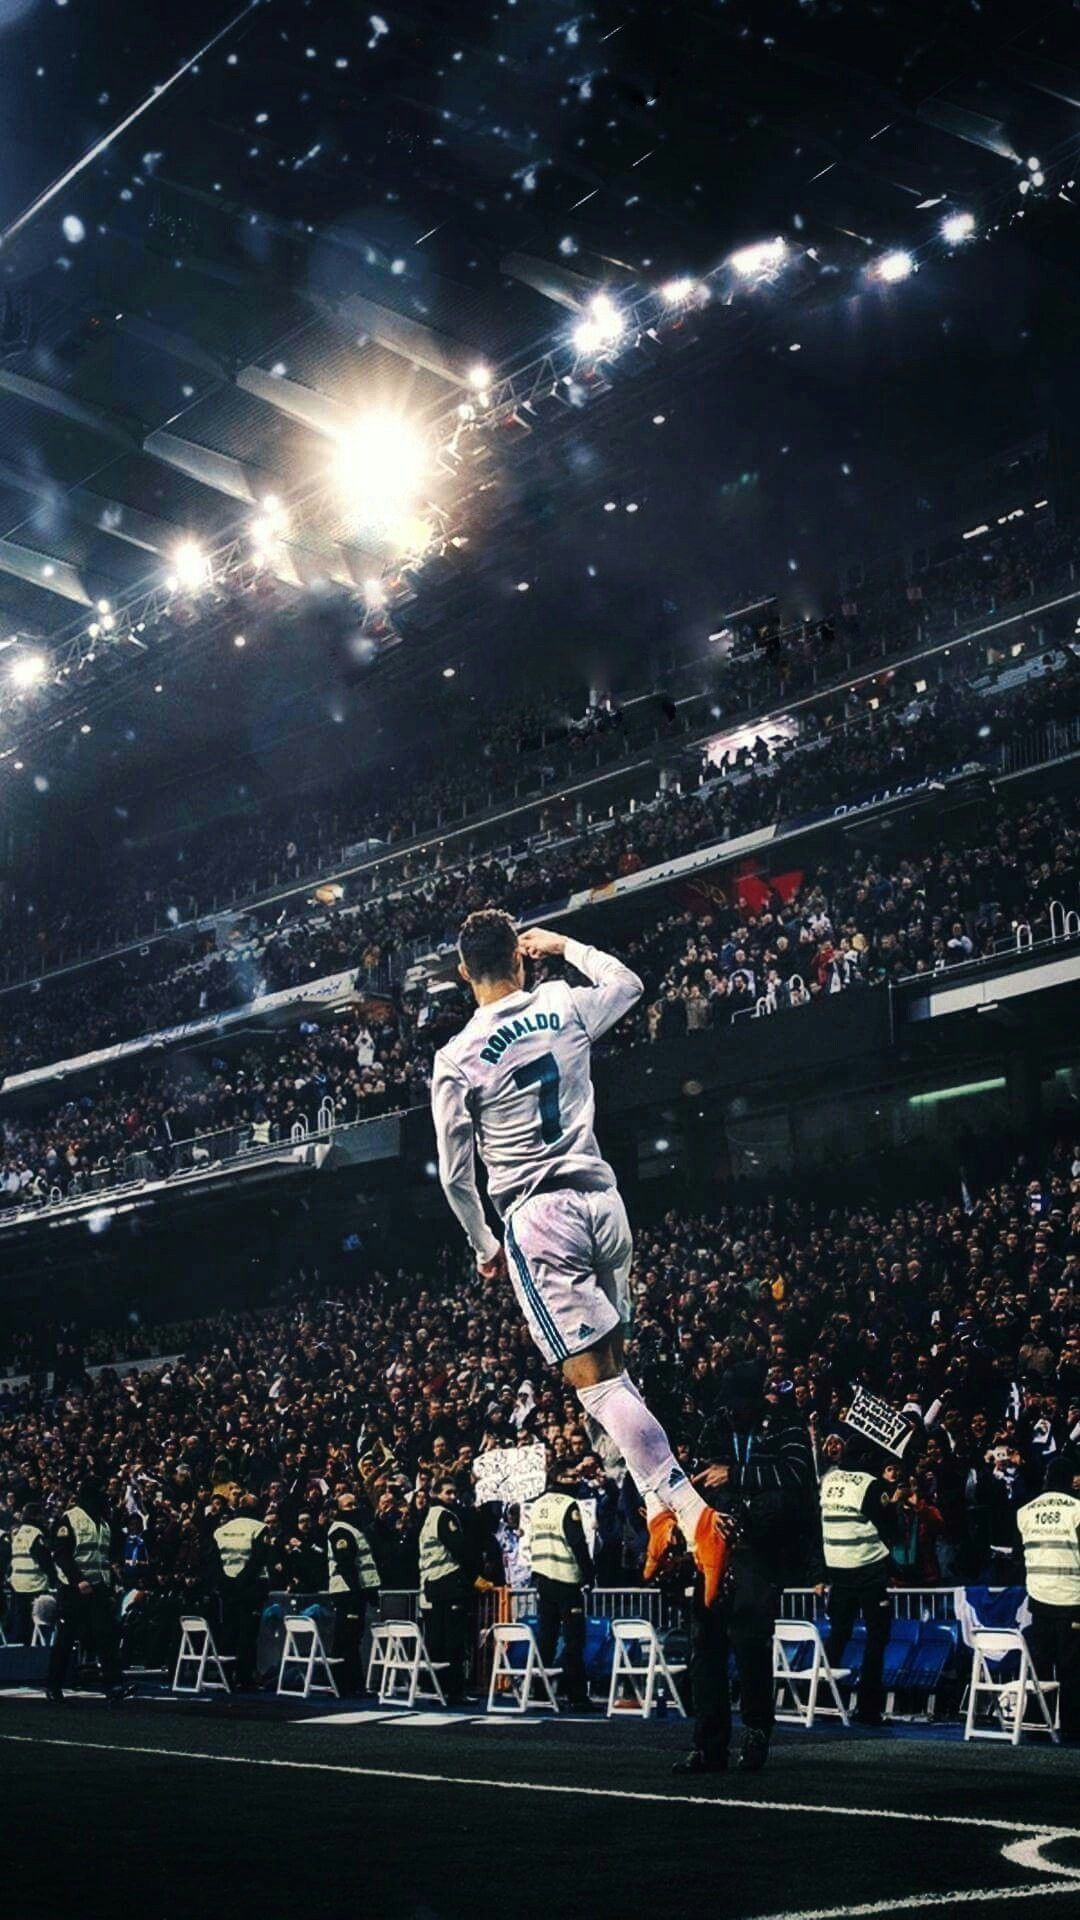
[382,1584,965,1648]
[779,1587,961,1624]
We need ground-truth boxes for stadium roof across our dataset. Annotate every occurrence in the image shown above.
[1,0,1079,819]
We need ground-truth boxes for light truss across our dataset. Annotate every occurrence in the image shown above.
[0,274,711,747]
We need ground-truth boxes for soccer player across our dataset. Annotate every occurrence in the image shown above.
[430,909,728,1603]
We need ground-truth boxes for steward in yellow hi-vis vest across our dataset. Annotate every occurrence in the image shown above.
[326,1492,381,1696]
[213,1495,270,1692]
[1018,1458,1080,1740]
[528,1472,595,1709]
[419,1479,472,1706]
[47,1480,126,1704]
[816,1434,902,1729]
[3,1505,53,1647]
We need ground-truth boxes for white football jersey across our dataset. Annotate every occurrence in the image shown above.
[431,937,643,1259]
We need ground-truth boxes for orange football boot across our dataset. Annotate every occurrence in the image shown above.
[693,1508,731,1608]
[643,1509,679,1581]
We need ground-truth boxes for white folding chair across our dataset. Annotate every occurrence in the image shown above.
[963,1629,1059,1746]
[366,1621,396,1695]
[277,1615,341,1701]
[606,1619,687,1720]
[773,1619,850,1727]
[172,1615,233,1696]
[486,1622,561,1715]
[378,1621,448,1708]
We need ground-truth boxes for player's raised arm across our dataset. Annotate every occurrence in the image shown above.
[430,1051,503,1271]
[519,926,643,1040]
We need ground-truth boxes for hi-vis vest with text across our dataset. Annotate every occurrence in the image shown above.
[9,1523,49,1594]
[1017,1492,1080,1606]
[419,1506,460,1591]
[327,1520,380,1594]
[821,1470,889,1571]
[528,1491,585,1583]
[56,1506,112,1589]
[214,1515,266,1582]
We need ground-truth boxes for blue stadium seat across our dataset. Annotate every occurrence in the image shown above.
[583,1615,615,1683]
[906,1622,954,1695]
[838,1623,867,1684]
[881,1617,919,1691]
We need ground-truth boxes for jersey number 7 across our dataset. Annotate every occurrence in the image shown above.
[512,1051,562,1143]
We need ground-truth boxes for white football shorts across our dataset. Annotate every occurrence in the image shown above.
[503,1185,633,1366]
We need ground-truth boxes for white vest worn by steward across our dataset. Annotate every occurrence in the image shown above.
[820,1470,889,1571]
[419,1506,460,1592]
[8,1524,50,1594]
[56,1506,112,1589]
[214,1515,266,1581]
[1017,1492,1080,1606]
[327,1520,380,1595]
[528,1491,586,1584]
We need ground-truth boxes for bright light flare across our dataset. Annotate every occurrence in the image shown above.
[250,495,289,564]
[573,293,625,358]
[660,275,704,305]
[170,539,211,592]
[332,410,431,551]
[728,237,787,279]
[9,651,47,691]
[467,362,493,391]
[941,211,976,245]
[873,249,914,283]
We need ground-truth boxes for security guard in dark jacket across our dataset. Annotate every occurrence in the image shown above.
[47,1479,126,1704]
[212,1493,269,1690]
[327,1491,381,1695]
[529,1468,595,1709]
[4,1503,53,1646]
[815,1433,901,1727]
[419,1478,474,1705]
[672,1365,816,1775]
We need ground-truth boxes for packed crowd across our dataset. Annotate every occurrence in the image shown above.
[0,999,430,1209]
[2,771,1077,1210]
[3,500,1076,1005]
[629,789,1079,1039]
[2,640,1078,1092]
[1,1138,1077,1628]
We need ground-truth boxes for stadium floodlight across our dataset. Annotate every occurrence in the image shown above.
[9,650,47,690]
[941,211,976,245]
[333,410,430,549]
[467,362,493,391]
[660,275,703,305]
[572,292,625,357]
[250,495,288,564]
[728,237,787,278]
[873,249,914,283]
[171,539,211,592]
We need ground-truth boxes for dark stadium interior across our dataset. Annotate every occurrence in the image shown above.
[3,0,1080,1916]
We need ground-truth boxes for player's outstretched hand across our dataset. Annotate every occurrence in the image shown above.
[518,926,567,960]
[477,1247,508,1281]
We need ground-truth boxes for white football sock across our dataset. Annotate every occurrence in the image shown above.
[576,1371,707,1533]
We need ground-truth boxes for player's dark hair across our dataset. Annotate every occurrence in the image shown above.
[458,908,519,983]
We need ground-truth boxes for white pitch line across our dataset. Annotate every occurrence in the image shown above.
[1002,1838,1080,1883]
[746,1885,1079,1920]
[0,1732,1078,1844]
